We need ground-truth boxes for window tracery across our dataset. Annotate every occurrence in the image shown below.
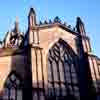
[48,39,80,98]
[3,73,22,100]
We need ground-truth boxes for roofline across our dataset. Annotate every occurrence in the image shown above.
[88,52,100,60]
[30,23,80,36]
[29,23,90,40]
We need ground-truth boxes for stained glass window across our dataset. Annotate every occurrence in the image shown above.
[48,38,80,98]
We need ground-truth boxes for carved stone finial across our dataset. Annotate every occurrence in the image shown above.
[73,27,76,31]
[29,7,36,16]
[63,22,67,26]
[68,25,71,28]
[76,16,86,35]
[76,17,84,26]
[54,16,61,24]
[44,20,48,24]
[39,21,42,25]
[49,19,52,24]
[28,7,36,27]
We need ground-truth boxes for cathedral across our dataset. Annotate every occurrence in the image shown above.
[0,7,100,100]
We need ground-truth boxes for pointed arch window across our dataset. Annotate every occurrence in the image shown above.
[3,73,22,100]
[48,38,80,98]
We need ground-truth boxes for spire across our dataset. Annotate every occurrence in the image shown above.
[14,16,19,33]
[28,7,36,28]
[76,17,86,35]
[28,7,36,16]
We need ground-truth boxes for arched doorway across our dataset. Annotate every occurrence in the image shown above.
[48,38,80,99]
[3,72,22,100]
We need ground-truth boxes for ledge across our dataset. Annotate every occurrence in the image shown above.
[0,48,26,57]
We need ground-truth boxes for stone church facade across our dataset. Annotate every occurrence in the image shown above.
[0,7,100,100]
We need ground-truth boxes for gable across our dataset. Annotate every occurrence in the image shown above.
[38,26,78,54]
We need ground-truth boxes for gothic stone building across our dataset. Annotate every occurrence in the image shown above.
[0,7,100,100]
